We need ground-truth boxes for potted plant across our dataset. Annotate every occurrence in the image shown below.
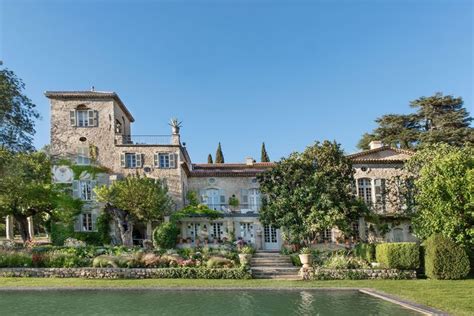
[238,246,255,266]
[228,195,239,212]
[299,247,313,268]
[169,118,182,134]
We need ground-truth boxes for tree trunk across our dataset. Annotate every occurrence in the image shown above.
[105,203,134,247]
[13,214,30,243]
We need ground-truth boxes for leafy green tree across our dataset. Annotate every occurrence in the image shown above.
[95,175,173,246]
[0,149,81,242]
[261,142,270,162]
[405,144,474,247]
[257,141,366,245]
[215,142,224,163]
[357,93,473,150]
[207,154,213,164]
[0,68,39,152]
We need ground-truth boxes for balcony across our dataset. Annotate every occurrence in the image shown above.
[117,135,173,145]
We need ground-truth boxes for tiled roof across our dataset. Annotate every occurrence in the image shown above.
[44,91,135,122]
[346,146,414,159]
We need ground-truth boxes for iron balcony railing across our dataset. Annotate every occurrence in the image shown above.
[120,135,173,145]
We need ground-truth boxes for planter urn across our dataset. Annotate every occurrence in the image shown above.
[238,254,252,266]
[299,254,312,269]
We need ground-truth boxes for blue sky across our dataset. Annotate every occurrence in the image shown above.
[1,0,472,162]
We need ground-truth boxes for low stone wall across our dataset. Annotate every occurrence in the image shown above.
[0,267,251,279]
[300,267,416,280]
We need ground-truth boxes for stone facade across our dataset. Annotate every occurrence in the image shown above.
[20,90,417,248]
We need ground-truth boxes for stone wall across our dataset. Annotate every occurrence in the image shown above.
[299,267,417,280]
[0,267,250,279]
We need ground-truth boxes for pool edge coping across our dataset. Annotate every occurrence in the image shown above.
[0,286,449,315]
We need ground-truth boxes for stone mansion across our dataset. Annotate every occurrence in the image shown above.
[39,90,416,250]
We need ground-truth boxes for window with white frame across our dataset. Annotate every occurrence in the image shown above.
[211,222,224,240]
[70,109,98,127]
[120,153,142,168]
[154,153,176,169]
[82,213,93,232]
[248,188,261,212]
[77,146,90,165]
[374,178,387,212]
[321,228,332,242]
[201,188,225,210]
[357,178,372,204]
[79,180,96,201]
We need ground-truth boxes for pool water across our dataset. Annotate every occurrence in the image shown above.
[0,289,419,315]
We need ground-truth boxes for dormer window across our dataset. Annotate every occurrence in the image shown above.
[70,109,98,127]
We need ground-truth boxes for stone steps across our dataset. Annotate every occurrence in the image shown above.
[250,252,299,280]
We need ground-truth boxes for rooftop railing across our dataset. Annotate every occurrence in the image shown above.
[120,135,173,145]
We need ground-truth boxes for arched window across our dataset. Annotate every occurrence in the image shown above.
[357,178,372,204]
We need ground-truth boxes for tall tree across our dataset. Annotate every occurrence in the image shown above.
[207,154,213,164]
[257,141,366,245]
[405,144,474,247]
[0,149,81,242]
[215,142,224,163]
[261,142,270,162]
[95,175,173,246]
[0,68,40,152]
[357,93,473,150]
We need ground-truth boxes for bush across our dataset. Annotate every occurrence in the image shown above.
[376,242,419,269]
[148,267,251,279]
[424,234,470,280]
[354,243,376,262]
[206,256,234,268]
[153,222,179,249]
[0,250,32,267]
[322,254,369,269]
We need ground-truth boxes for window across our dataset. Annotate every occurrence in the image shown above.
[352,222,360,241]
[121,153,142,168]
[239,222,254,242]
[70,110,98,127]
[211,222,223,240]
[248,188,261,212]
[77,146,90,165]
[82,213,93,232]
[79,180,93,201]
[321,228,332,242]
[357,178,372,204]
[154,153,176,168]
[115,120,122,133]
[201,188,225,210]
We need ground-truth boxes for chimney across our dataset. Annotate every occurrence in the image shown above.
[245,157,254,166]
[369,140,384,150]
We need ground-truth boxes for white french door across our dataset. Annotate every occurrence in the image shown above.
[263,225,280,250]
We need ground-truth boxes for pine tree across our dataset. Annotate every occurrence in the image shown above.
[357,93,473,150]
[215,142,224,163]
[261,142,270,162]
[207,154,213,164]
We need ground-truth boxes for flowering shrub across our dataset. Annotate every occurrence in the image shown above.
[322,254,369,269]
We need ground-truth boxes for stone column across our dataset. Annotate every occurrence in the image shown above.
[146,221,153,240]
[27,217,34,240]
[171,133,180,145]
[5,216,14,240]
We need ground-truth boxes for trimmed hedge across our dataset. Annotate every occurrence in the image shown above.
[424,234,470,280]
[376,242,420,269]
[153,222,179,249]
[309,268,416,280]
[354,243,376,262]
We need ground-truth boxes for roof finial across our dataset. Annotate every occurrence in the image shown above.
[91,86,95,92]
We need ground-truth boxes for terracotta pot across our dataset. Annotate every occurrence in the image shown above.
[299,254,312,268]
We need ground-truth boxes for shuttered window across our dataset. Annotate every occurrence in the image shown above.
[120,153,143,168]
[73,110,98,127]
[374,178,386,213]
[154,153,177,168]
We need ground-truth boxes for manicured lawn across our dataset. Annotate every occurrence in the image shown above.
[0,278,472,315]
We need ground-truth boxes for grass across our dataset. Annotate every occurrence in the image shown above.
[0,278,472,315]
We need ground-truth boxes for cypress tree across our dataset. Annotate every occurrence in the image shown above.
[261,142,270,162]
[215,142,224,163]
[207,154,213,164]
